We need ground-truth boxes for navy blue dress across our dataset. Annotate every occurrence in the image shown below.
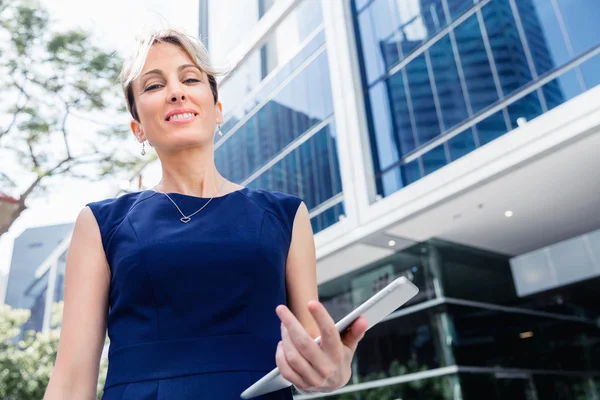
[87,187,301,399]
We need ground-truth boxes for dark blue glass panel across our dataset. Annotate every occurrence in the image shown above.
[476,110,508,146]
[556,0,600,56]
[221,29,326,137]
[429,35,469,131]
[357,0,397,84]
[454,14,499,113]
[446,0,475,21]
[386,71,418,156]
[448,128,477,161]
[368,81,401,171]
[392,0,447,57]
[482,2,533,98]
[516,0,568,111]
[311,203,345,234]
[507,90,543,128]
[406,53,440,145]
[422,144,448,176]
[526,0,571,74]
[401,158,422,186]
[215,52,333,184]
[246,123,341,212]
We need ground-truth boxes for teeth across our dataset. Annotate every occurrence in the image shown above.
[168,112,195,121]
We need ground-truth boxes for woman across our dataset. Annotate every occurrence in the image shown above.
[44,29,368,399]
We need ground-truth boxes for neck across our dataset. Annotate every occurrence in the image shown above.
[155,145,225,197]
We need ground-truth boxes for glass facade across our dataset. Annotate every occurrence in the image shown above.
[215,0,344,233]
[309,239,600,400]
[353,0,600,198]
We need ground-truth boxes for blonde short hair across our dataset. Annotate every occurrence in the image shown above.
[120,29,222,121]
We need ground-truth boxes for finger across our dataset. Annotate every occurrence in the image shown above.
[276,306,327,366]
[307,301,343,355]
[276,341,309,390]
[281,324,327,387]
[341,316,368,353]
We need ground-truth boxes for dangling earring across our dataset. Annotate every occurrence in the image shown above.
[141,141,146,156]
[217,124,223,138]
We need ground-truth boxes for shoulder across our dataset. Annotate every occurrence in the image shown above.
[87,191,155,222]
[86,191,157,248]
[240,188,304,233]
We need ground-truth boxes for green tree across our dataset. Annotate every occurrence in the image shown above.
[0,0,152,237]
[0,302,109,399]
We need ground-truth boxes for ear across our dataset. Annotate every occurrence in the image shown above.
[215,101,224,125]
[130,120,146,142]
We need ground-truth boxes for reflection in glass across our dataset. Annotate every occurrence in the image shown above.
[454,14,499,114]
[422,144,447,176]
[355,0,600,199]
[245,122,342,234]
[219,0,324,117]
[450,303,600,371]
[307,374,459,400]
[447,128,477,161]
[216,51,333,184]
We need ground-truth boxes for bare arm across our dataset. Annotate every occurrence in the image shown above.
[44,206,110,399]
[285,202,320,339]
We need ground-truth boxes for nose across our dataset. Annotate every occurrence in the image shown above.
[169,92,186,103]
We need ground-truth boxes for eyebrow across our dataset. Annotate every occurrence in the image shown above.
[141,64,202,78]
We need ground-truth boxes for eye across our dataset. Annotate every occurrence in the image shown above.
[184,78,201,84]
[144,84,162,91]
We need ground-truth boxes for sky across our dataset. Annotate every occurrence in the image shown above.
[0,0,199,276]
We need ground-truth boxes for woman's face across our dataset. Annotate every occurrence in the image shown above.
[131,42,222,151]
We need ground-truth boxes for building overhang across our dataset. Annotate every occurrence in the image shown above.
[316,85,600,285]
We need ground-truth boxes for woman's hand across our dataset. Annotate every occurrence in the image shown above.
[275,301,368,394]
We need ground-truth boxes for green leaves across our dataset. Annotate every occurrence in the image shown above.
[0,0,142,236]
[0,303,109,399]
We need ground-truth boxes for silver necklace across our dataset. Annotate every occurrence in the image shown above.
[155,180,227,223]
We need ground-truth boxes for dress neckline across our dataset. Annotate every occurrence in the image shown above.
[147,186,247,200]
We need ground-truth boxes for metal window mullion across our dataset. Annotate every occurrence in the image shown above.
[508,0,548,113]
[475,2,514,131]
[222,24,325,123]
[424,49,452,162]
[241,115,334,186]
[216,44,327,150]
[387,0,491,78]
[308,193,344,219]
[325,120,339,199]
[551,0,587,91]
[394,41,600,166]
[385,0,425,165]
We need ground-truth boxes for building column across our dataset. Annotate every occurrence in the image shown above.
[321,0,377,228]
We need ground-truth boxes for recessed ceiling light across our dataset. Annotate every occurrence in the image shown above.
[505,210,513,218]
[388,240,396,247]
[519,331,533,339]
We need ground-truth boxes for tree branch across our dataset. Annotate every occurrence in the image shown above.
[0,172,17,188]
[0,81,29,140]
[26,139,40,170]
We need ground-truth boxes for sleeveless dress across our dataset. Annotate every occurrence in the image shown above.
[87,187,302,399]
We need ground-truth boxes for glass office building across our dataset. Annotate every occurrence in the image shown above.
[354,0,600,197]
[203,0,600,398]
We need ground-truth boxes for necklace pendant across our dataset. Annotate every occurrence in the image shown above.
[180,216,191,223]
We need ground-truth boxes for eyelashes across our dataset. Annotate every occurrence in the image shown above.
[144,78,201,92]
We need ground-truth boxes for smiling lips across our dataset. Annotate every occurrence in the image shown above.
[165,109,198,124]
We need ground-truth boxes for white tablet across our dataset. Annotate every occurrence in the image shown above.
[240,276,419,399]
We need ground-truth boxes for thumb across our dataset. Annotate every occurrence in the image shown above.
[341,317,368,352]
